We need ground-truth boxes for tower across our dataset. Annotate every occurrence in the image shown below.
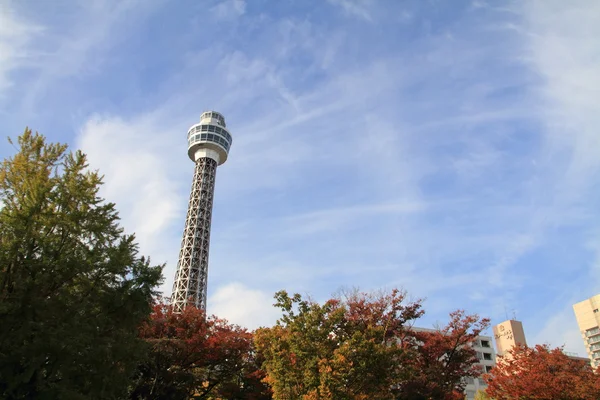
[573,293,600,367]
[171,111,232,312]
[492,319,527,357]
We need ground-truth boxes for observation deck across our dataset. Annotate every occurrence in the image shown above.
[186,111,232,165]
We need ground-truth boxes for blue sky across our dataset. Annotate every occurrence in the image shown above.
[1,0,599,356]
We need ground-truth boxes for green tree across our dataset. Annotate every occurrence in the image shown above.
[254,289,424,400]
[0,129,163,399]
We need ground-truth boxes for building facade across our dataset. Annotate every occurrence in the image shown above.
[465,335,496,400]
[573,294,600,367]
[492,319,527,357]
[171,111,232,312]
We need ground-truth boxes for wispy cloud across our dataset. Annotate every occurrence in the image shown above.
[208,282,279,329]
[211,0,246,20]
[11,0,164,116]
[0,2,41,96]
[280,201,426,236]
[2,0,600,351]
[502,0,600,355]
[523,0,600,181]
[534,304,587,356]
[75,114,190,299]
[69,2,554,328]
[326,0,374,22]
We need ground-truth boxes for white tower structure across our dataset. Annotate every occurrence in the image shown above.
[171,111,232,312]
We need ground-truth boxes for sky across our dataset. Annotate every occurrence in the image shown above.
[1,0,599,356]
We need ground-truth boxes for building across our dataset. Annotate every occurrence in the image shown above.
[171,111,233,312]
[573,294,600,367]
[563,351,592,363]
[492,319,527,357]
[495,317,591,366]
[413,327,496,400]
[465,335,496,400]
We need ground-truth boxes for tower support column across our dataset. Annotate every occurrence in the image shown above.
[172,157,218,312]
[171,110,232,313]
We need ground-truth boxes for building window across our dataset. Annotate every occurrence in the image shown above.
[481,340,491,348]
[485,365,493,373]
[483,353,492,360]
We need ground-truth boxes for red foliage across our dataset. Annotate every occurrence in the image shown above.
[130,301,271,399]
[484,344,600,400]
[396,310,490,400]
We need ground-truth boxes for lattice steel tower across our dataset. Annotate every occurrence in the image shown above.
[171,111,232,312]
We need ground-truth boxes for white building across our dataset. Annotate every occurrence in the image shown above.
[573,294,600,367]
[465,335,495,400]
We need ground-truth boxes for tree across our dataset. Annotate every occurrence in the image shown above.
[474,390,491,400]
[254,289,424,400]
[395,310,490,400]
[130,301,271,400]
[484,344,600,400]
[0,130,163,399]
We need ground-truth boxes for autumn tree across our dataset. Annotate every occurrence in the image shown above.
[395,310,490,400]
[474,390,491,400]
[0,130,163,399]
[254,289,424,400]
[484,344,600,400]
[130,301,271,400]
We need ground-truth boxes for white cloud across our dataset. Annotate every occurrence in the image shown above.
[0,2,41,95]
[208,282,280,329]
[533,306,587,357]
[523,0,600,192]
[280,201,426,236]
[511,0,600,344]
[16,0,164,113]
[6,0,599,342]
[211,0,246,20]
[486,233,537,288]
[64,3,587,327]
[77,113,188,293]
[218,51,270,86]
[326,0,374,22]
